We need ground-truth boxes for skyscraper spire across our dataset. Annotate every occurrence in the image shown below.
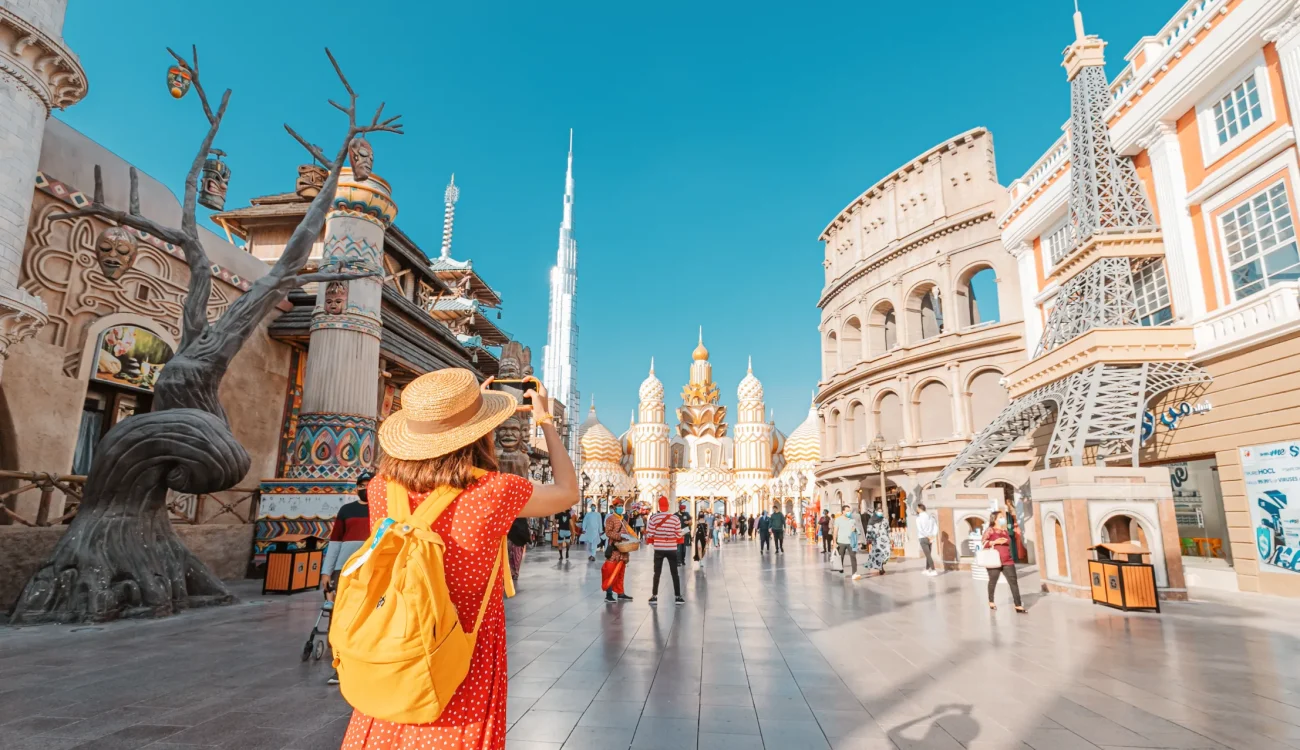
[543,130,580,462]
[440,173,459,260]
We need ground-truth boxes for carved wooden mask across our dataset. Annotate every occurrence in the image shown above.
[95,226,138,280]
[348,137,374,181]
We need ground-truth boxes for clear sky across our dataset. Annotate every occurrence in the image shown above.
[57,1,1179,438]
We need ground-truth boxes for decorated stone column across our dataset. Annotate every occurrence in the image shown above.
[257,165,395,556]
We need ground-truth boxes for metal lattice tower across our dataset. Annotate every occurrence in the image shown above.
[933,10,1210,488]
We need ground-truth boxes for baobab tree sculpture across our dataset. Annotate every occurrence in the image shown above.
[9,47,402,624]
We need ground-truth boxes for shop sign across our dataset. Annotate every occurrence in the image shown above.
[1240,441,1300,574]
[1141,400,1212,443]
[93,324,174,392]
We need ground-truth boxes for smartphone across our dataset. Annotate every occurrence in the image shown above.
[492,376,540,408]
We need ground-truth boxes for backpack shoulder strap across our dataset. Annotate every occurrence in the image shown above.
[470,537,511,635]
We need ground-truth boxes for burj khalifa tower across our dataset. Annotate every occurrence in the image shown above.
[542,130,580,462]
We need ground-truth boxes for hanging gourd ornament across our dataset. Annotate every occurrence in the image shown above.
[198,149,230,211]
[167,63,192,99]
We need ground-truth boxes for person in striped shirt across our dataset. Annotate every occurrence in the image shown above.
[645,496,685,605]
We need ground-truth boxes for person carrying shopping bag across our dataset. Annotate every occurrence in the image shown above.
[980,510,1026,613]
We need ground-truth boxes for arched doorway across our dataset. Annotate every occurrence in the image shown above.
[1101,513,1149,547]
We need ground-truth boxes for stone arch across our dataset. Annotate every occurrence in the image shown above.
[823,330,839,378]
[75,312,181,382]
[956,511,986,556]
[827,408,841,456]
[966,368,1008,434]
[874,390,904,445]
[955,262,1001,328]
[867,301,898,355]
[913,379,953,441]
[905,281,944,343]
[1095,509,1167,586]
[1042,511,1069,580]
[841,316,863,366]
[846,400,868,455]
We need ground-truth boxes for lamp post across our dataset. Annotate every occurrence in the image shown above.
[600,480,613,513]
[867,433,900,517]
[580,471,591,510]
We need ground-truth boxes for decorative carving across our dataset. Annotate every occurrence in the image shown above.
[499,340,525,379]
[167,62,192,99]
[495,416,531,478]
[0,288,49,359]
[0,8,88,112]
[198,149,229,211]
[295,164,327,200]
[348,136,374,181]
[322,281,348,315]
[94,225,138,280]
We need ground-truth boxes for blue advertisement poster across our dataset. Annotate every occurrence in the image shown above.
[1240,441,1300,574]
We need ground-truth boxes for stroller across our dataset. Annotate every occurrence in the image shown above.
[301,578,335,662]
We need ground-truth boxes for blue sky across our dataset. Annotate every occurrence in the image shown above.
[58,1,1179,437]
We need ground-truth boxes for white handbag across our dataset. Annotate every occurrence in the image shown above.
[976,546,1003,569]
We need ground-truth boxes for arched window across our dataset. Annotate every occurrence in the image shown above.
[1052,517,1068,578]
[842,317,863,365]
[906,284,944,343]
[869,302,898,354]
[823,331,839,378]
[827,409,840,455]
[850,401,868,453]
[956,265,1001,328]
[916,381,953,440]
[968,370,1009,434]
[876,392,904,445]
[1102,513,1149,547]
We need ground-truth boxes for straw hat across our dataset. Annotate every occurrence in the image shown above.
[378,368,517,461]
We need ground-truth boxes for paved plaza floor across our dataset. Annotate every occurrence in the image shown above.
[3,536,1300,750]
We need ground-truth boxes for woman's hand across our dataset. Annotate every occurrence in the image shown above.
[526,378,550,419]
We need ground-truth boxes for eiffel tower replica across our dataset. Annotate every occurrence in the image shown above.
[934,8,1211,490]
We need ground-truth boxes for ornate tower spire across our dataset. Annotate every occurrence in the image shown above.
[543,130,580,461]
[440,174,459,260]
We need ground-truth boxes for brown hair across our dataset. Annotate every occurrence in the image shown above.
[379,433,499,493]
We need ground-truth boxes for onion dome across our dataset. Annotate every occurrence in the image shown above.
[639,358,664,403]
[783,404,821,465]
[692,327,709,361]
[770,423,787,459]
[737,356,763,402]
[579,403,623,464]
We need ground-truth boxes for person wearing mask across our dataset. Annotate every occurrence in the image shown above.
[757,511,771,553]
[915,503,939,576]
[818,510,832,556]
[675,501,692,567]
[833,505,863,580]
[580,503,603,561]
[769,505,786,554]
[693,512,710,571]
[863,505,891,575]
[554,507,575,561]
[712,512,723,547]
[338,369,578,749]
[645,496,685,605]
[603,501,635,603]
[321,471,372,686]
[982,510,1026,613]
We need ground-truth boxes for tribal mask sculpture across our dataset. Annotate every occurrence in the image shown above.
[348,136,374,181]
[495,415,531,478]
[198,150,230,211]
[95,226,139,280]
[323,281,348,315]
[295,164,327,200]
[167,64,192,99]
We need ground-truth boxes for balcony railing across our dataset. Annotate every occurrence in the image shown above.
[0,470,259,527]
[1193,282,1300,358]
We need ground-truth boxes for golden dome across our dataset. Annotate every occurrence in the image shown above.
[783,405,821,465]
[579,406,623,464]
[692,327,709,361]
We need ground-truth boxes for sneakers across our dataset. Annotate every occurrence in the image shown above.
[605,591,616,603]
[327,672,340,685]
[588,556,596,562]
[618,594,634,602]
[648,596,658,605]
[923,569,939,577]
[675,596,685,606]
[852,573,863,581]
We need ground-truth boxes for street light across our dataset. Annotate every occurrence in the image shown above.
[867,433,900,518]
[580,472,591,509]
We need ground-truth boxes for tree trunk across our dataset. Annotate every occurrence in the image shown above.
[8,407,249,624]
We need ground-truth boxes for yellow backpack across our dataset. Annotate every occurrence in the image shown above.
[330,473,515,724]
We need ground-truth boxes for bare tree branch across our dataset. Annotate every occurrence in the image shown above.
[48,166,192,247]
[283,124,334,169]
[280,270,380,289]
[128,167,140,215]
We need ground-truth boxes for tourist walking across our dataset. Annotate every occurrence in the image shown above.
[694,513,709,570]
[338,369,578,750]
[676,501,692,566]
[712,512,723,547]
[757,511,771,552]
[631,508,646,538]
[818,510,832,555]
[748,515,756,539]
[863,506,891,574]
[769,505,786,554]
[646,496,685,605]
[603,502,636,602]
[506,518,530,582]
[580,504,603,561]
[916,503,939,576]
[833,505,863,580]
[321,471,372,686]
[554,507,576,561]
[982,510,1026,613]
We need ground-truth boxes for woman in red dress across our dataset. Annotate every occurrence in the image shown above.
[340,369,578,750]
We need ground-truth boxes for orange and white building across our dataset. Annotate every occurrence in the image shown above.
[1002,0,1300,597]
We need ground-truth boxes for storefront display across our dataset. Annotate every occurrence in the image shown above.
[1240,442,1300,575]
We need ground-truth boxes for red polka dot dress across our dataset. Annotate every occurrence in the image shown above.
[341,472,533,750]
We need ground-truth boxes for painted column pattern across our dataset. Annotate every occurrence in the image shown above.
[285,168,396,481]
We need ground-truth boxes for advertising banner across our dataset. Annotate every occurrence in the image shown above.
[1240,441,1300,574]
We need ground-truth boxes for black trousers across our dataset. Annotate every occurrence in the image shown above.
[677,540,689,566]
[652,550,681,597]
[988,565,1023,607]
[759,531,770,551]
[773,530,785,552]
[695,534,708,560]
[821,533,832,554]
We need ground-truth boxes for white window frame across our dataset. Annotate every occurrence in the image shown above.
[1197,52,1275,166]
[1043,215,1073,268]
[1216,178,1300,302]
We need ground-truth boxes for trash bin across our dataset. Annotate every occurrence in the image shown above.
[263,534,325,595]
[1087,542,1159,613]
